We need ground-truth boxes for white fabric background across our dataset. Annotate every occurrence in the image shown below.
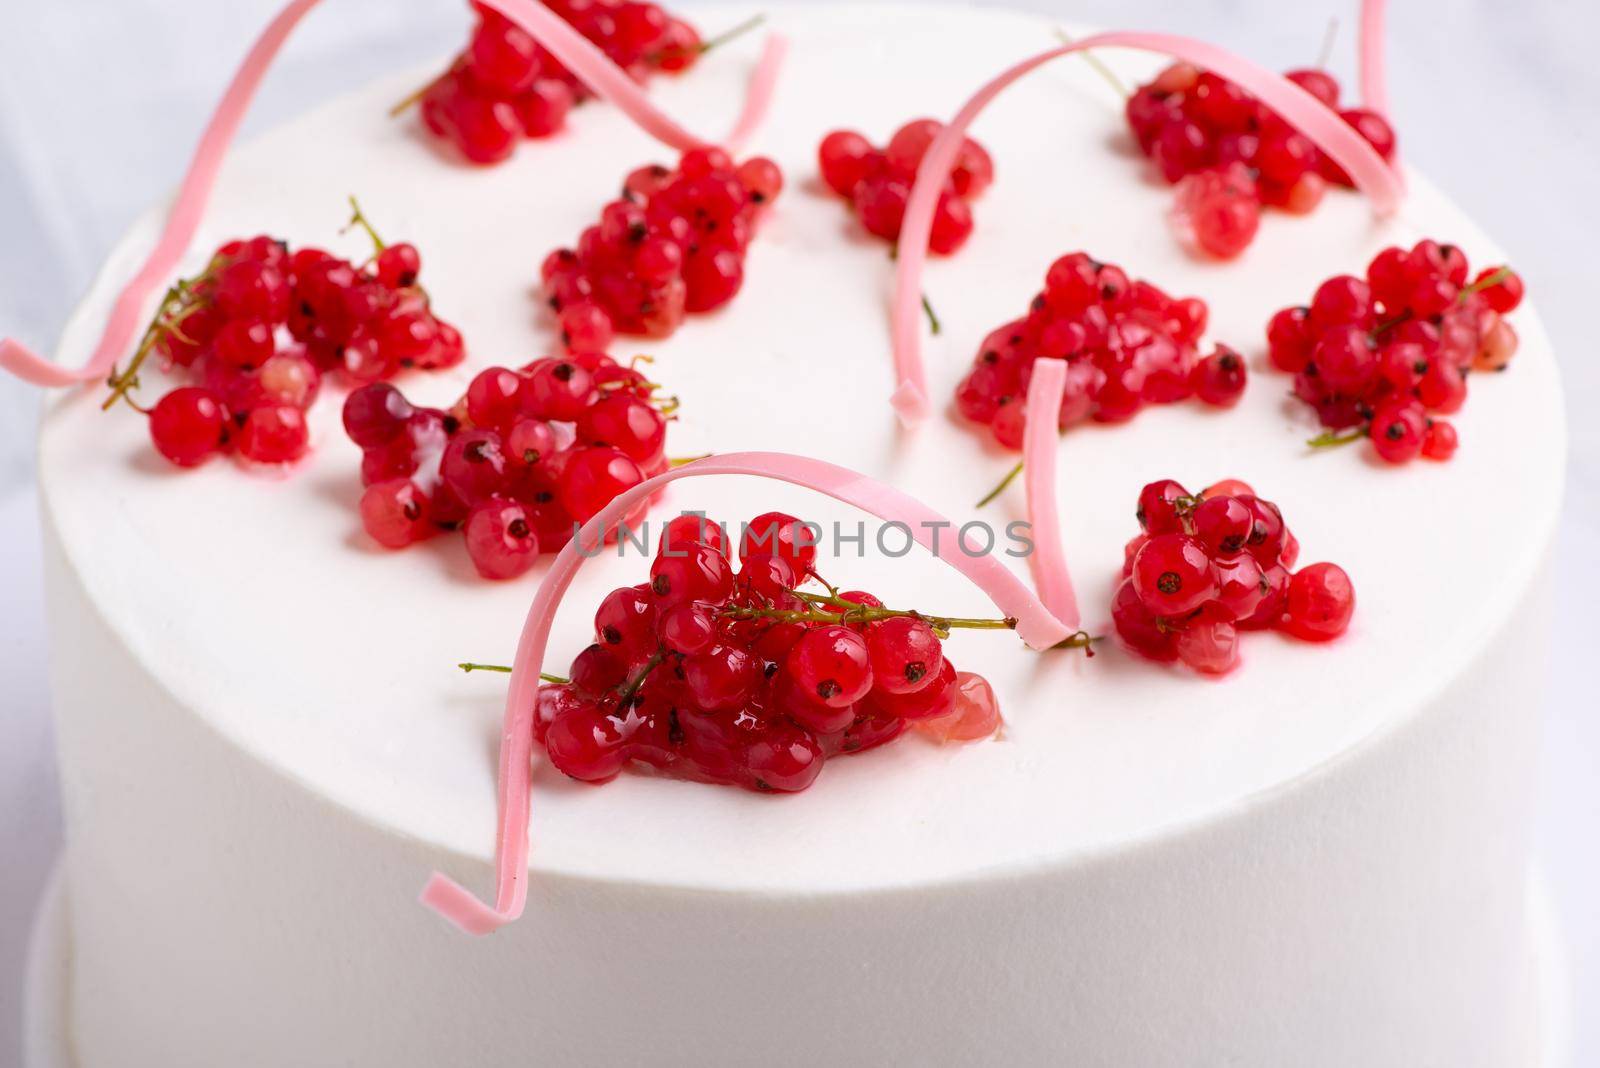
[1,0,1595,1062]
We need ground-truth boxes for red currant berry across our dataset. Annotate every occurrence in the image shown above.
[1193,345,1248,407]
[744,723,824,793]
[786,625,873,709]
[1173,163,1260,259]
[360,478,434,549]
[557,446,645,524]
[1111,577,1178,662]
[148,387,229,467]
[375,243,422,288]
[818,130,877,196]
[740,512,818,574]
[1136,479,1191,535]
[682,644,759,711]
[658,513,727,556]
[865,617,943,695]
[1192,495,1253,555]
[1422,419,1458,461]
[1174,609,1240,675]
[544,704,628,783]
[1280,562,1355,641]
[464,496,541,580]
[522,358,597,422]
[440,429,510,508]
[1368,400,1427,464]
[1212,552,1269,622]
[1132,533,1217,617]
[212,318,275,370]
[649,541,733,607]
[657,601,717,656]
[237,405,309,465]
[465,366,527,433]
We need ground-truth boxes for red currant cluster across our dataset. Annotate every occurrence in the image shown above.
[1115,478,1354,674]
[955,252,1246,449]
[418,1,701,164]
[816,119,994,255]
[1125,63,1397,258]
[532,513,1006,791]
[539,147,783,341]
[1268,240,1524,464]
[133,224,462,470]
[345,351,674,580]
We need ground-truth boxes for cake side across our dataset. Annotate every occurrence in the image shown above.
[45,504,1552,1065]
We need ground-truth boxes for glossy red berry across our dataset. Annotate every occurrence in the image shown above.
[1192,345,1248,407]
[1173,164,1260,259]
[1111,578,1178,663]
[558,446,645,523]
[1369,400,1427,464]
[360,478,433,549]
[786,625,873,709]
[464,496,541,580]
[740,512,818,574]
[1280,563,1355,641]
[1422,419,1458,461]
[1132,534,1217,617]
[237,405,309,465]
[818,130,877,196]
[744,723,824,793]
[148,388,229,467]
[1136,479,1192,535]
[865,617,943,695]
[649,541,733,607]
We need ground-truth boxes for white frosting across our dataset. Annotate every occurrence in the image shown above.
[38,4,1563,1064]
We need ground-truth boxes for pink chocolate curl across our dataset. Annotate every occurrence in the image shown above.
[1359,0,1390,118]
[1021,359,1078,629]
[420,450,1075,935]
[889,31,1407,426]
[2,0,786,387]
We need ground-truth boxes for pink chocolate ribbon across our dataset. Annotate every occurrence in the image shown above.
[1020,359,1078,629]
[1,0,785,387]
[889,30,1407,426]
[420,450,1076,934]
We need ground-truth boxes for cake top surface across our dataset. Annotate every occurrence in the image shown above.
[39,2,1563,894]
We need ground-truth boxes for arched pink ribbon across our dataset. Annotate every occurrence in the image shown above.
[420,451,1075,934]
[889,31,1407,426]
[0,0,785,387]
[1358,0,1390,118]
[1020,360,1078,629]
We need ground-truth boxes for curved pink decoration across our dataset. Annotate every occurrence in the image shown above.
[1358,0,1390,117]
[1,0,785,388]
[1021,360,1079,629]
[723,34,790,154]
[420,450,1075,934]
[889,31,1407,425]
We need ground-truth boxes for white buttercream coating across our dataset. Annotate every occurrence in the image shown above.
[39,4,1562,1064]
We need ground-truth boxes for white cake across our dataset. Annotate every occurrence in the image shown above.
[36,4,1564,1065]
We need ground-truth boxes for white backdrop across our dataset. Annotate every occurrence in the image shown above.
[2,0,1596,1062]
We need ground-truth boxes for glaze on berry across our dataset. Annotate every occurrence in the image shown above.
[531,513,1007,790]
[416,1,706,164]
[1114,478,1354,675]
[817,119,993,255]
[540,147,782,342]
[344,348,673,579]
[955,252,1243,447]
[107,217,463,472]
[1269,240,1524,464]
[1126,62,1397,257]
